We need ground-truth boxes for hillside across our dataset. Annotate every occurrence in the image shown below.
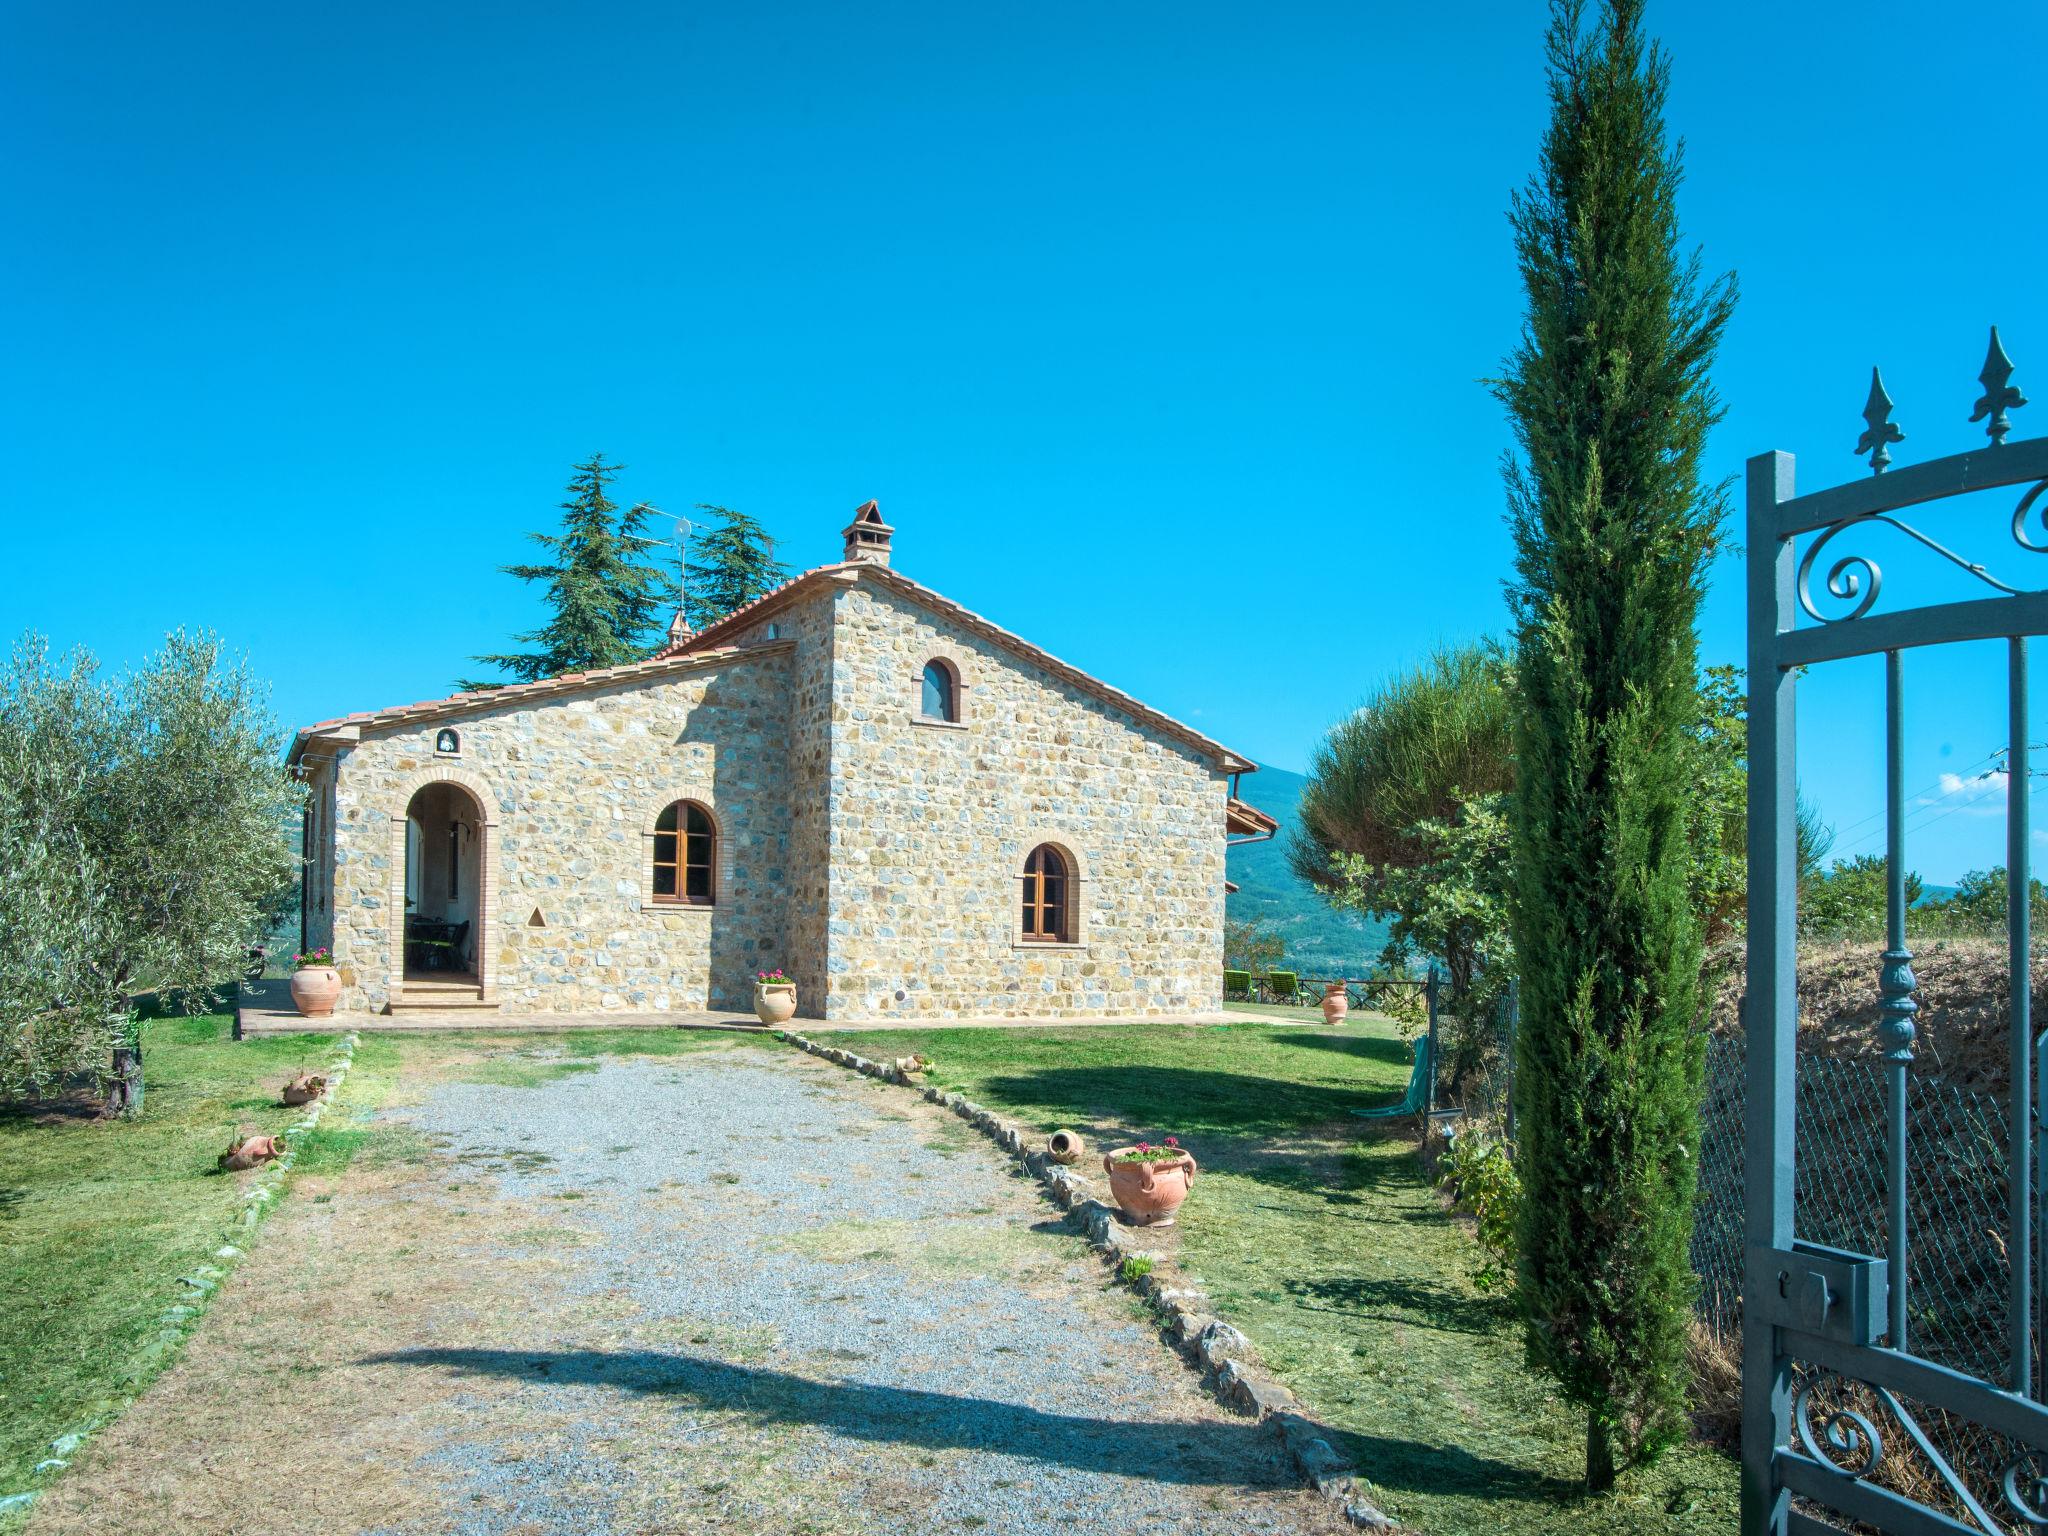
[1226,764,1392,974]
[1708,935,2043,1095]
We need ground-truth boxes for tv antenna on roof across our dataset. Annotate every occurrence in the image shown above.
[622,504,694,591]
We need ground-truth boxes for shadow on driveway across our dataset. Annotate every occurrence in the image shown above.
[364,1346,1567,1503]
[365,1346,1279,1485]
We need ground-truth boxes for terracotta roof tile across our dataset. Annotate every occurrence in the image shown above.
[293,560,1257,777]
[1227,797,1280,837]
[287,641,782,763]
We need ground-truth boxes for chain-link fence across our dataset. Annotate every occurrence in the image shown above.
[1432,994,2023,1511]
[1442,1009,2012,1381]
[1691,1035,2011,1381]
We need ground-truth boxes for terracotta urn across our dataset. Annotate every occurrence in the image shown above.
[1321,982,1349,1026]
[290,967,341,1018]
[1047,1129,1086,1165]
[1103,1147,1198,1226]
[282,1072,328,1106]
[219,1134,285,1172]
[755,983,797,1026]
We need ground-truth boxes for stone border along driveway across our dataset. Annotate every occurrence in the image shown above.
[0,1031,362,1526]
[779,1030,1398,1532]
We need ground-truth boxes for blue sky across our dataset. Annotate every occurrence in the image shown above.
[3,1,2045,883]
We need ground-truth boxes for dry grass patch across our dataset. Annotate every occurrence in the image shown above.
[20,1158,569,1535]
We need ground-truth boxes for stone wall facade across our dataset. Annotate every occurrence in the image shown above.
[322,646,794,1015]
[817,580,1227,1021]
[306,564,1232,1020]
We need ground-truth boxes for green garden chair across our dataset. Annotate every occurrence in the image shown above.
[1354,1035,1431,1120]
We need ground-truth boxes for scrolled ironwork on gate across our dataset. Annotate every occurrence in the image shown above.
[1746,327,2048,1535]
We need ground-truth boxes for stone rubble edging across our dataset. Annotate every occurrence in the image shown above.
[0,1030,362,1523]
[777,1030,1401,1532]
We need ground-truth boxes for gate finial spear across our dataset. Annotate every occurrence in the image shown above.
[1856,366,1906,474]
[1971,326,2026,445]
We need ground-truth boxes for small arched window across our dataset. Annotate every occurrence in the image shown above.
[435,727,460,755]
[653,801,716,905]
[1021,844,1071,943]
[921,659,958,722]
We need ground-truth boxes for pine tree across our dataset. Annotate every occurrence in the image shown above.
[1493,0,1735,1489]
[466,455,676,686]
[683,504,790,631]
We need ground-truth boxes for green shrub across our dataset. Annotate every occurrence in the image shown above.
[1437,1128,1522,1293]
[1119,1254,1155,1284]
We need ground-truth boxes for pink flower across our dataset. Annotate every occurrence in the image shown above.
[1165,1136,1179,1147]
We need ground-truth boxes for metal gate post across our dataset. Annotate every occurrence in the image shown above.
[1742,449,1798,1536]
[1424,964,1440,1123]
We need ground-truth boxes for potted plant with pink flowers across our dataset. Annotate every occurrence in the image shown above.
[1102,1135,1198,1226]
[289,947,341,1018]
[753,968,797,1025]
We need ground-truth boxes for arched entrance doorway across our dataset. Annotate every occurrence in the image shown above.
[401,780,483,985]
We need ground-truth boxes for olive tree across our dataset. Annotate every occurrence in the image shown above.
[0,632,301,1111]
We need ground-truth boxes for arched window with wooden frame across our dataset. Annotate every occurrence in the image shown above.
[1020,843,1071,943]
[652,800,717,905]
[920,658,959,723]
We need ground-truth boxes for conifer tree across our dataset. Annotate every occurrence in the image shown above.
[1493,0,1735,1488]
[683,504,790,631]
[467,455,675,686]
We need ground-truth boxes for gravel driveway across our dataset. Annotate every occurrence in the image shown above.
[27,1040,1344,1536]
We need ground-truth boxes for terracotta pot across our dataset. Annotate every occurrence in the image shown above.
[219,1134,284,1172]
[1047,1129,1086,1165]
[290,967,341,1018]
[1102,1147,1198,1226]
[755,983,797,1026]
[1321,983,1349,1026]
[282,1072,328,1106]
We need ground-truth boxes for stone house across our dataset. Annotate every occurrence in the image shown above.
[288,504,1276,1022]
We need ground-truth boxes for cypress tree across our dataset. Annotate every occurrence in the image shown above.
[683,504,790,631]
[1494,0,1735,1488]
[467,454,675,686]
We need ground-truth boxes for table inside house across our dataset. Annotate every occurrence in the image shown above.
[406,918,466,972]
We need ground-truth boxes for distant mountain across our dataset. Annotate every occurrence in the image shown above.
[1227,765,1392,975]
[1226,770,1956,975]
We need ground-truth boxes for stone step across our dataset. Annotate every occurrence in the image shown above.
[386,988,498,1014]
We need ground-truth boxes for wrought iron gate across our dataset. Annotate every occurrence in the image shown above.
[1744,329,2048,1534]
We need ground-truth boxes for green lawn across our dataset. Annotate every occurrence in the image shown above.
[0,1018,783,1520]
[0,1005,343,1505]
[815,1015,1738,1536]
[3,1011,1735,1534]
[1221,998,1336,1021]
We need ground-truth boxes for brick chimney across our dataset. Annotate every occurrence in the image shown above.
[841,500,893,566]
